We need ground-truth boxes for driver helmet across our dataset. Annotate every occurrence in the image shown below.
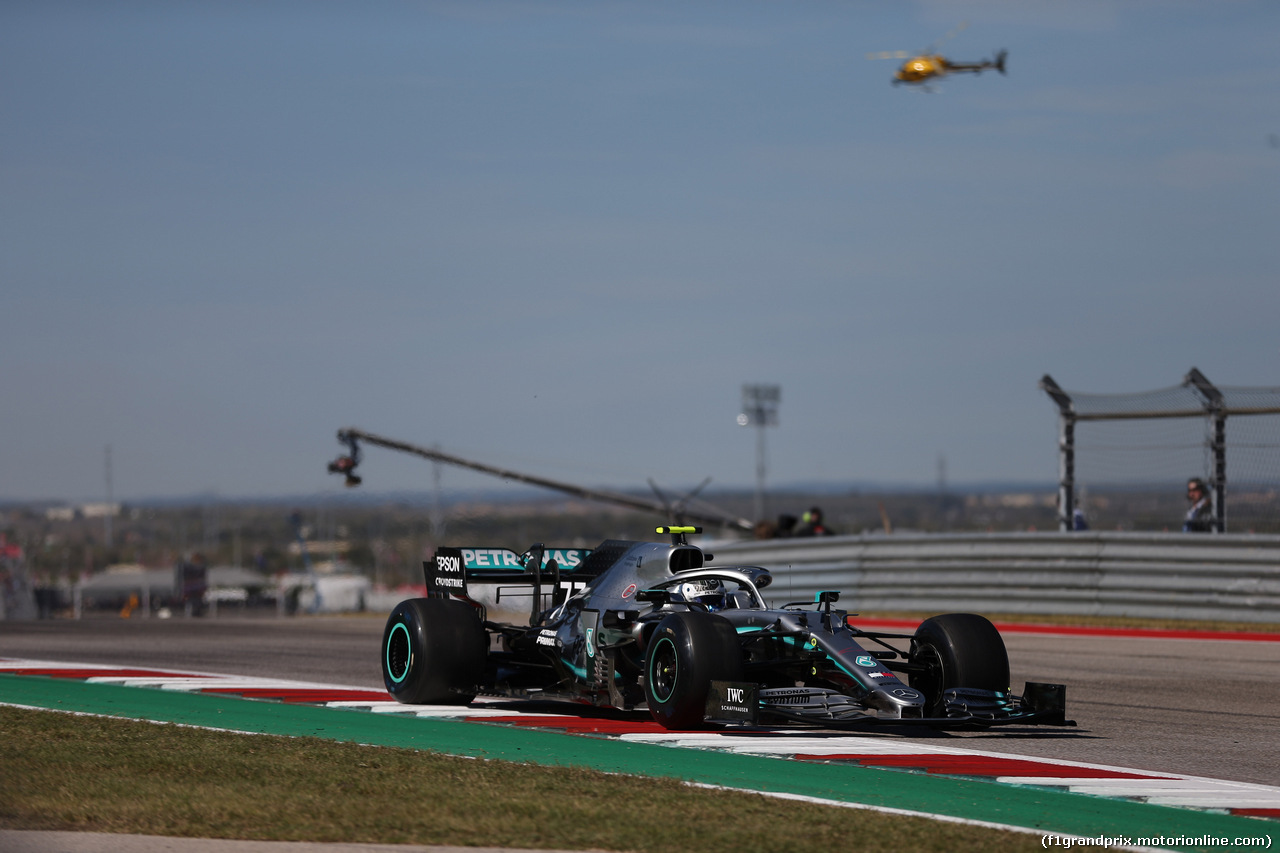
[677,579,727,612]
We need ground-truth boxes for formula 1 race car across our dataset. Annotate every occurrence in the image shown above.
[381,528,1070,730]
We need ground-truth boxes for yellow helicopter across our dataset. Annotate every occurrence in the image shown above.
[868,23,1007,88]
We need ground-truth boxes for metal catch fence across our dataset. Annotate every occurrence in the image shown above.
[710,531,1280,624]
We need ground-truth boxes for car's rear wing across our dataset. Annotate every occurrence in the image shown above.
[423,544,596,624]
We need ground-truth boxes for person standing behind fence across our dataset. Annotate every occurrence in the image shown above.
[1182,478,1214,532]
[794,506,834,537]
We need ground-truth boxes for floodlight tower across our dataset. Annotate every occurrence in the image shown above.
[738,384,780,522]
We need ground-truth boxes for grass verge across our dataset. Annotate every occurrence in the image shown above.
[0,704,1044,853]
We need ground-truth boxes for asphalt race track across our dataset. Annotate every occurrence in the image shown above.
[1,612,1277,787]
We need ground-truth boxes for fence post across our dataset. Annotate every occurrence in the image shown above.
[1185,368,1227,533]
[1040,375,1076,532]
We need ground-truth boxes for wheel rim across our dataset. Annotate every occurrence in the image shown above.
[648,637,679,704]
[913,642,945,709]
[385,620,412,684]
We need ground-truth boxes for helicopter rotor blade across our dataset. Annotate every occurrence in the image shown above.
[866,50,910,60]
[923,20,969,55]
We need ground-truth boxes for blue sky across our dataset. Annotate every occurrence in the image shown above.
[3,1,1278,503]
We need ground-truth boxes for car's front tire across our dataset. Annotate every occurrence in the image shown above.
[643,611,744,729]
[381,597,486,704]
[908,612,1010,716]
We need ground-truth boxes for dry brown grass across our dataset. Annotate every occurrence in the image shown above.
[0,705,1044,853]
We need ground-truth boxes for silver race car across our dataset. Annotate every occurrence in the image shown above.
[381,527,1070,729]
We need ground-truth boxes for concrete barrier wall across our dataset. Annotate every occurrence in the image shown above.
[708,532,1280,623]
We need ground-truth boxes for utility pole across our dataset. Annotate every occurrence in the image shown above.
[429,445,445,539]
[738,384,780,523]
[103,445,114,549]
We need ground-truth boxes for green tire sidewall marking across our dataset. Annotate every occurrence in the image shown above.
[386,620,411,684]
[649,635,677,704]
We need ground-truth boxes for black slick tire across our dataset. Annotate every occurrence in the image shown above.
[643,611,744,730]
[381,597,486,704]
[908,612,1010,717]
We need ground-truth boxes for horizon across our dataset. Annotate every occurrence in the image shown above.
[8,475,1241,511]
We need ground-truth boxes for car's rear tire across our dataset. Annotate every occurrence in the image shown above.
[643,611,744,730]
[908,613,1009,716]
[382,597,486,704]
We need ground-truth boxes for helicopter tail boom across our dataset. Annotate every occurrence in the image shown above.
[943,50,1008,76]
